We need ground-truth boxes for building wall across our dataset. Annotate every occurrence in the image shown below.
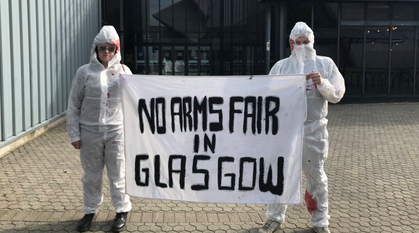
[0,0,101,152]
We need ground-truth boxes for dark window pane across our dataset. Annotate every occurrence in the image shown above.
[188,46,198,75]
[417,3,419,20]
[102,0,121,31]
[154,0,188,40]
[149,1,160,27]
[123,33,136,71]
[390,27,415,94]
[199,46,211,75]
[286,3,312,29]
[393,4,416,20]
[314,3,338,29]
[123,0,142,32]
[233,46,244,75]
[162,46,173,75]
[341,3,364,20]
[365,26,389,95]
[340,27,364,95]
[136,45,147,74]
[174,46,185,75]
[149,46,160,75]
[367,3,389,20]
[415,27,419,94]
[314,3,338,64]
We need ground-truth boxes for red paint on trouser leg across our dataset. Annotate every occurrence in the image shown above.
[305,190,317,214]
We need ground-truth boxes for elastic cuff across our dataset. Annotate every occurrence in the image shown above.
[70,136,80,143]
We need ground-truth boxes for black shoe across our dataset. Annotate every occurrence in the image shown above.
[111,212,128,232]
[76,213,95,232]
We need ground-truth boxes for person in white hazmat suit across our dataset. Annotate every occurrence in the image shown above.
[259,22,345,233]
[66,25,132,232]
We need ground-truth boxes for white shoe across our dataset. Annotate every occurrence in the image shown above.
[259,220,281,233]
[313,226,330,233]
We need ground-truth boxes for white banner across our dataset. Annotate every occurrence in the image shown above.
[120,75,305,204]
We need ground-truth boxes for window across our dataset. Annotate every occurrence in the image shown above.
[367,3,389,20]
[286,3,312,29]
[416,26,419,94]
[340,27,364,95]
[341,3,364,20]
[365,26,390,95]
[314,3,338,62]
[393,3,416,20]
[390,27,415,94]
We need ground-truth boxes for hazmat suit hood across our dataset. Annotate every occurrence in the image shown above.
[90,26,121,67]
[289,22,315,46]
[289,22,317,74]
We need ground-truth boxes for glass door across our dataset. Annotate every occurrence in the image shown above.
[149,46,160,75]
[188,46,198,75]
[161,45,211,76]
[136,46,146,74]
[200,46,210,75]
[174,46,185,75]
[161,46,173,75]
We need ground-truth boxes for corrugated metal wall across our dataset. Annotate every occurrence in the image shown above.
[0,0,101,149]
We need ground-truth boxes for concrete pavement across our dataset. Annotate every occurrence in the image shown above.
[1,103,419,233]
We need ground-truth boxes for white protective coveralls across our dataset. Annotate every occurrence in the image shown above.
[266,22,345,227]
[66,26,132,214]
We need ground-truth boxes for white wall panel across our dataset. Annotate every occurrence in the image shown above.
[69,0,76,108]
[37,0,46,122]
[11,0,23,134]
[0,0,13,141]
[44,0,52,120]
[0,0,100,148]
[50,0,57,117]
[20,0,31,130]
[28,0,39,126]
[60,1,69,111]
[59,0,66,114]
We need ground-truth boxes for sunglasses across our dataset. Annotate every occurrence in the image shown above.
[98,45,117,53]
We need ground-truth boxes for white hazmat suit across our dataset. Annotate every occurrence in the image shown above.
[66,26,132,214]
[266,22,345,227]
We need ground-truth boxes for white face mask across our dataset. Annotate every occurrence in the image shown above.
[290,44,317,74]
[293,44,306,64]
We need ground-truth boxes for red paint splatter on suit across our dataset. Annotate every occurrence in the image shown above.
[305,190,317,214]
[112,38,120,52]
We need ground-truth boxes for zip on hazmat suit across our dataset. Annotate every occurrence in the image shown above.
[265,22,345,227]
[66,26,132,214]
